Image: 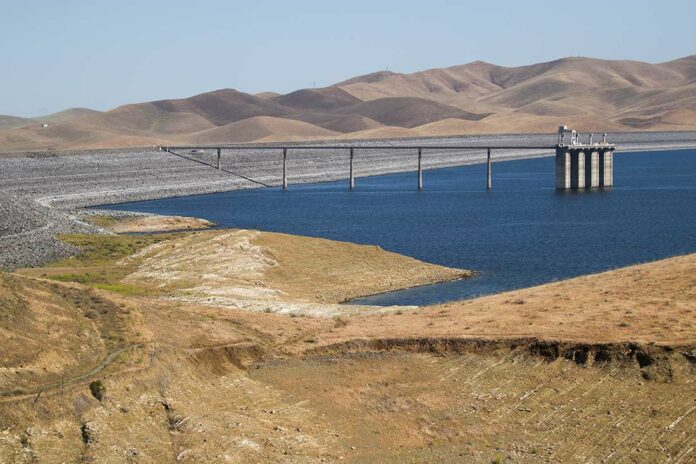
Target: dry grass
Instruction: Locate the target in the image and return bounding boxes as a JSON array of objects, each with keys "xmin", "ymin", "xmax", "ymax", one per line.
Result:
[
  {"xmin": 120, "ymin": 229, "xmax": 468, "ymax": 310},
  {"xmin": 87, "ymin": 214, "xmax": 215, "ymax": 233},
  {"xmin": 18, "ymin": 229, "xmax": 468, "ymax": 315},
  {"xmin": 1, "ymin": 229, "xmax": 695, "ymax": 463},
  {"xmin": 254, "ymin": 231, "xmax": 469, "ymax": 303},
  {"xmin": 303, "ymin": 254, "xmax": 696, "ymax": 350},
  {"xmin": 183, "ymin": 116, "xmax": 339, "ymax": 144},
  {"xmin": 1, "ymin": 56, "xmax": 695, "ymax": 151}
]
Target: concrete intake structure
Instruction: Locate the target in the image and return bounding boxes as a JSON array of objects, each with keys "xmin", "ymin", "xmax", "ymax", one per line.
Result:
[
  {"xmin": 555, "ymin": 126, "xmax": 615, "ymax": 190},
  {"xmin": 163, "ymin": 130, "xmax": 617, "ymax": 192}
]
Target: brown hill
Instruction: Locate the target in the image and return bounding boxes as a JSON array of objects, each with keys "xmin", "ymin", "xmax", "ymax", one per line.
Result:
[
  {"xmin": 36, "ymin": 107, "xmax": 103, "ymax": 123},
  {"xmin": 0, "ymin": 115, "xmax": 33, "ymax": 131},
  {"xmin": 273, "ymin": 87, "xmax": 362, "ymax": 111},
  {"xmin": 338, "ymin": 97, "xmax": 488, "ymax": 128},
  {"xmin": 0, "ymin": 55, "xmax": 694, "ymax": 151},
  {"xmin": 148, "ymin": 88, "xmax": 294, "ymax": 126},
  {"xmin": 287, "ymin": 113, "xmax": 384, "ymax": 132},
  {"xmin": 0, "ymin": 108, "xmax": 102, "ymax": 132},
  {"xmin": 255, "ymin": 91, "xmax": 281, "ymax": 99},
  {"xmin": 183, "ymin": 116, "xmax": 338, "ymax": 144}
]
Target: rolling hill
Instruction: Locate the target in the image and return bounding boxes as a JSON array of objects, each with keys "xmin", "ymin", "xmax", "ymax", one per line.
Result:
[
  {"xmin": 0, "ymin": 108, "xmax": 103, "ymax": 131},
  {"xmin": 0, "ymin": 55, "xmax": 694, "ymax": 151}
]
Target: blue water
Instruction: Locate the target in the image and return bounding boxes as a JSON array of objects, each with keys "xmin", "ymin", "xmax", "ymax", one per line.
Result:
[{"xmin": 99, "ymin": 149, "xmax": 696, "ymax": 306}]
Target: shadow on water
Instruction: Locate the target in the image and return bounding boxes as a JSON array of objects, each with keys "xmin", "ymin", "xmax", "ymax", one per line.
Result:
[{"xmin": 98, "ymin": 150, "xmax": 696, "ymax": 306}]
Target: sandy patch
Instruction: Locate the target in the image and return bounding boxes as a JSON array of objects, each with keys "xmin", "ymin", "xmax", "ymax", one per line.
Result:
[
  {"xmin": 119, "ymin": 229, "xmax": 468, "ymax": 315},
  {"xmin": 109, "ymin": 215, "xmax": 214, "ymax": 233}
]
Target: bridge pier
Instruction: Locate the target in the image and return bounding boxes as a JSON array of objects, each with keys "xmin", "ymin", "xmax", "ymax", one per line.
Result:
[
  {"xmin": 160, "ymin": 134, "xmax": 615, "ymax": 192},
  {"xmin": 418, "ymin": 148, "xmax": 423, "ymax": 191},
  {"xmin": 599, "ymin": 149, "xmax": 613, "ymax": 187},
  {"xmin": 556, "ymin": 147, "xmax": 571, "ymax": 189},
  {"xmin": 585, "ymin": 149, "xmax": 599, "ymax": 188},
  {"xmin": 282, "ymin": 148, "xmax": 288, "ymax": 190},
  {"xmin": 570, "ymin": 149, "xmax": 585, "ymax": 189},
  {"xmin": 487, "ymin": 148, "xmax": 492, "ymax": 190},
  {"xmin": 349, "ymin": 148, "xmax": 355, "ymax": 191}
]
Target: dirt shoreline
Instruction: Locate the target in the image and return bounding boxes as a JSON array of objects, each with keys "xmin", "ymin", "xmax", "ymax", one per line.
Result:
[
  {"xmin": 1, "ymin": 250, "xmax": 695, "ymax": 462},
  {"xmin": 17, "ymin": 229, "xmax": 472, "ymax": 315},
  {"xmin": 2, "ymin": 132, "xmax": 695, "ymax": 270},
  {"xmin": 338, "ymin": 274, "xmax": 471, "ymax": 304},
  {"xmin": 1, "ymin": 134, "xmax": 695, "ymax": 462}
]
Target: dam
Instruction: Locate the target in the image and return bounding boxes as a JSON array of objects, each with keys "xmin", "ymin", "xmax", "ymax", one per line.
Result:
[
  {"xmin": 161, "ymin": 125, "xmax": 616, "ymax": 192},
  {"xmin": 555, "ymin": 126, "xmax": 616, "ymax": 189},
  {"xmin": 100, "ymin": 148, "xmax": 696, "ymax": 306}
]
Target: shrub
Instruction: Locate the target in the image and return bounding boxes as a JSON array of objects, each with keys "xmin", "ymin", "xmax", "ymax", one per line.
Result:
[{"xmin": 89, "ymin": 380, "xmax": 106, "ymax": 401}]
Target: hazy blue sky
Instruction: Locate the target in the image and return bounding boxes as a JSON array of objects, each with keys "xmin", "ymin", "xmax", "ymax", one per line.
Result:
[{"xmin": 1, "ymin": 0, "xmax": 694, "ymax": 117}]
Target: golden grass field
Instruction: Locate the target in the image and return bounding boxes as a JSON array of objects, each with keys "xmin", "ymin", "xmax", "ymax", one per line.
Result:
[{"xmin": 1, "ymin": 221, "xmax": 694, "ymax": 463}]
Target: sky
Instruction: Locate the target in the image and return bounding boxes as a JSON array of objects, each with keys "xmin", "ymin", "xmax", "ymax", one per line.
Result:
[{"xmin": 1, "ymin": 0, "xmax": 694, "ymax": 117}]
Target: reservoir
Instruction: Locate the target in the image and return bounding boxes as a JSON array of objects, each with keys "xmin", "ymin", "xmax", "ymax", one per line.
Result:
[{"xmin": 100, "ymin": 149, "xmax": 696, "ymax": 306}]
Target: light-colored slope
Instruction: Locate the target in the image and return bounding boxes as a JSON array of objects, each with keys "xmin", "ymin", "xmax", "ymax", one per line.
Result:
[
  {"xmin": 35, "ymin": 107, "xmax": 102, "ymax": 123},
  {"xmin": 0, "ymin": 108, "xmax": 102, "ymax": 133},
  {"xmin": 273, "ymin": 87, "xmax": 362, "ymax": 111},
  {"xmin": 343, "ymin": 125, "xmax": 419, "ymax": 140},
  {"xmin": 288, "ymin": 113, "xmax": 385, "ymax": 133},
  {"xmin": 255, "ymin": 91, "xmax": 281, "ymax": 99},
  {"xmin": 336, "ymin": 62, "xmax": 505, "ymax": 102},
  {"xmin": 0, "ymin": 120, "xmax": 172, "ymax": 152},
  {"xmin": 95, "ymin": 103, "xmax": 216, "ymax": 134},
  {"xmin": 0, "ymin": 115, "xmax": 33, "ymax": 131},
  {"xmin": 182, "ymin": 116, "xmax": 339, "ymax": 144},
  {"xmin": 148, "ymin": 88, "xmax": 293, "ymax": 125},
  {"xmin": 117, "ymin": 229, "xmax": 468, "ymax": 305},
  {"xmin": 305, "ymin": 253, "xmax": 696, "ymax": 349},
  {"xmin": 1, "ymin": 55, "xmax": 694, "ymax": 152},
  {"xmin": 336, "ymin": 56, "xmax": 696, "ymax": 130},
  {"xmin": 339, "ymin": 97, "xmax": 487, "ymax": 128},
  {"xmin": 414, "ymin": 114, "xmax": 627, "ymax": 136},
  {"xmin": 660, "ymin": 54, "xmax": 696, "ymax": 81}
]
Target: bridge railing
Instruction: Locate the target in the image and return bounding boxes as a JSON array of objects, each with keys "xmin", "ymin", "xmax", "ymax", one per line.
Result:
[{"xmin": 159, "ymin": 143, "xmax": 559, "ymax": 191}]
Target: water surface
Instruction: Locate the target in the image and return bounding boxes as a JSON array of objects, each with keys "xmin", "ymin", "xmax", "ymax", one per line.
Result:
[{"xmin": 99, "ymin": 150, "xmax": 696, "ymax": 306}]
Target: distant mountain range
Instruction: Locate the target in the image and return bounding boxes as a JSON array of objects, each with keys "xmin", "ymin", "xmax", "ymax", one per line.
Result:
[{"xmin": 1, "ymin": 55, "xmax": 694, "ymax": 151}]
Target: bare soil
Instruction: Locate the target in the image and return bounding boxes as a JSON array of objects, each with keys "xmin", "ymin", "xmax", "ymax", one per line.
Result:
[
  {"xmin": 1, "ymin": 231, "xmax": 694, "ymax": 463},
  {"xmin": 92, "ymin": 215, "xmax": 215, "ymax": 233},
  {"xmin": 112, "ymin": 229, "xmax": 468, "ymax": 311}
]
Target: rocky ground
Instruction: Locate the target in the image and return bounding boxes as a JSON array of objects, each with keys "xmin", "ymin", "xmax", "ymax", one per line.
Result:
[
  {"xmin": 1, "ymin": 131, "xmax": 696, "ymax": 269},
  {"xmin": 0, "ymin": 193, "xmax": 99, "ymax": 269}
]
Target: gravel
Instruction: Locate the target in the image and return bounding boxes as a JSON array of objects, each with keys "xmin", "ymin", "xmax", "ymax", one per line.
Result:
[
  {"xmin": 1, "ymin": 131, "xmax": 695, "ymax": 269},
  {"xmin": 0, "ymin": 193, "xmax": 100, "ymax": 270}
]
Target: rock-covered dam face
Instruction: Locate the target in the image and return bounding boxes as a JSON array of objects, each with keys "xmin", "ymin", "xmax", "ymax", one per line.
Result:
[
  {"xmin": 555, "ymin": 126, "xmax": 616, "ymax": 190},
  {"xmin": 1, "ymin": 132, "xmax": 695, "ymax": 270}
]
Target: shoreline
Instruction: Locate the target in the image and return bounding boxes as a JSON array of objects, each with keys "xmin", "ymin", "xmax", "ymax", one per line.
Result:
[
  {"xmin": 87, "ymin": 144, "xmax": 696, "ymax": 211},
  {"xmin": 339, "ymin": 274, "xmax": 473, "ymax": 305},
  {"xmin": 1, "ymin": 132, "xmax": 695, "ymax": 270},
  {"xmin": 6, "ymin": 131, "xmax": 696, "ymax": 210},
  {"xmin": 16, "ymin": 228, "xmax": 473, "ymax": 317},
  {"xmin": 40, "ymin": 143, "xmax": 696, "ymax": 210}
]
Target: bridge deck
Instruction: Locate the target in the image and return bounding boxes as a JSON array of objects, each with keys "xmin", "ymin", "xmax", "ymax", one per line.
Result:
[{"xmin": 163, "ymin": 145, "xmax": 560, "ymax": 151}]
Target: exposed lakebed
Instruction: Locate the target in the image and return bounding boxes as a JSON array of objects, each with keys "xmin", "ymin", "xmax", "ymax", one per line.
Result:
[{"xmin": 98, "ymin": 149, "xmax": 696, "ymax": 306}]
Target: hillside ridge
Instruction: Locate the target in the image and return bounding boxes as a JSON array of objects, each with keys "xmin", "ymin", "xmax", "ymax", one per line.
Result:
[{"xmin": 1, "ymin": 55, "xmax": 694, "ymax": 151}]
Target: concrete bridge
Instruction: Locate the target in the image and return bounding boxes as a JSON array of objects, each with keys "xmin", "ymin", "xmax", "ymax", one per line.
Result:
[{"xmin": 160, "ymin": 126, "xmax": 614, "ymax": 191}]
